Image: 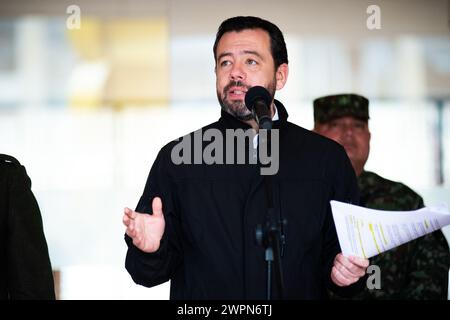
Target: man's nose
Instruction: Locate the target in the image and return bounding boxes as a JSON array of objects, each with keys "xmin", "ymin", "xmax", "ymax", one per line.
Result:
[
  {"xmin": 230, "ymin": 63, "xmax": 246, "ymax": 81},
  {"xmin": 343, "ymin": 124, "xmax": 354, "ymax": 137}
]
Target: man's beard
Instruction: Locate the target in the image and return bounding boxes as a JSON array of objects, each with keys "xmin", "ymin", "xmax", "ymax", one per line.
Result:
[{"xmin": 217, "ymin": 79, "xmax": 276, "ymax": 121}]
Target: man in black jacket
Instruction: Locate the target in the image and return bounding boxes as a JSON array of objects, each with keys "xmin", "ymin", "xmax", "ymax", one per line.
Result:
[
  {"xmin": 0, "ymin": 154, "xmax": 55, "ymax": 300},
  {"xmin": 123, "ymin": 16, "xmax": 368, "ymax": 299}
]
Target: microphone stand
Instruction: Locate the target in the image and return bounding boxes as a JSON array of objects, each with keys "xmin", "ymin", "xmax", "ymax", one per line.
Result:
[
  {"xmin": 254, "ymin": 120, "xmax": 287, "ymax": 300},
  {"xmin": 255, "ymin": 206, "xmax": 286, "ymax": 300}
]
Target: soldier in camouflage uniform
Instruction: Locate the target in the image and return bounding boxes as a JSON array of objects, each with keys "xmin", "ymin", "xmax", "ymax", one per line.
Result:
[
  {"xmin": 0, "ymin": 154, "xmax": 55, "ymax": 299},
  {"xmin": 313, "ymin": 94, "xmax": 450, "ymax": 299}
]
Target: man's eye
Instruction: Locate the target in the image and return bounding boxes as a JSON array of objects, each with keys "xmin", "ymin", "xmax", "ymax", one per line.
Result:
[
  {"xmin": 247, "ymin": 59, "xmax": 257, "ymax": 65},
  {"xmin": 220, "ymin": 60, "xmax": 231, "ymax": 67}
]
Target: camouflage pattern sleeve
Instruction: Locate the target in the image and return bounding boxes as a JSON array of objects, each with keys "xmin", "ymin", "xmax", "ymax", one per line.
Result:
[{"xmin": 402, "ymin": 230, "xmax": 450, "ymax": 299}]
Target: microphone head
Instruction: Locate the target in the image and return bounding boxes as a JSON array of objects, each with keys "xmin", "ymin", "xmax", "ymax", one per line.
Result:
[{"xmin": 244, "ymin": 86, "xmax": 272, "ymax": 112}]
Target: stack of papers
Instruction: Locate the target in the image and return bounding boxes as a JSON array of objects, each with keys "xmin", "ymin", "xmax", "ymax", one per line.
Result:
[{"xmin": 330, "ymin": 201, "xmax": 450, "ymax": 258}]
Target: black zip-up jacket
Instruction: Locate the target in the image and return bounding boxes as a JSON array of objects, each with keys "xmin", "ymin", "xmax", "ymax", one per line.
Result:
[
  {"xmin": 0, "ymin": 154, "xmax": 55, "ymax": 300},
  {"xmin": 125, "ymin": 100, "xmax": 363, "ymax": 299}
]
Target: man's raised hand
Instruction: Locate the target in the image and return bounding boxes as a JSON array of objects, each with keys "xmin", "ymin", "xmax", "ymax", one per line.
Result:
[{"xmin": 123, "ymin": 197, "xmax": 165, "ymax": 253}]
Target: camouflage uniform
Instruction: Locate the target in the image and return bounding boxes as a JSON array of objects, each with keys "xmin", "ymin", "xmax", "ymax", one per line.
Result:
[
  {"xmin": 313, "ymin": 94, "xmax": 450, "ymax": 300},
  {"xmin": 355, "ymin": 171, "xmax": 450, "ymax": 299}
]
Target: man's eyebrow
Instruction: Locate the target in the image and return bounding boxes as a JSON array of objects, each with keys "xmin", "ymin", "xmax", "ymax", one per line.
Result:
[
  {"xmin": 217, "ymin": 50, "xmax": 264, "ymax": 61},
  {"xmin": 217, "ymin": 52, "xmax": 232, "ymax": 61},
  {"xmin": 243, "ymin": 50, "xmax": 264, "ymax": 60}
]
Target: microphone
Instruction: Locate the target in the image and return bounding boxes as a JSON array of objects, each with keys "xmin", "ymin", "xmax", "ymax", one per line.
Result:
[{"xmin": 245, "ymin": 86, "xmax": 273, "ymax": 130}]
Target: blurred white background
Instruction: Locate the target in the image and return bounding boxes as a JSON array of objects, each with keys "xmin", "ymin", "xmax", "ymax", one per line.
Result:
[{"xmin": 0, "ymin": 0, "xmax": 449, "ymax": 299}]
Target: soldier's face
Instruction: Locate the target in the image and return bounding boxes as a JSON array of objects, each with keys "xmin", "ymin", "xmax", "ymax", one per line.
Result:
[
  {"xmin": 314, "ymin": 116, "xmax": 370, "ymax": 176},
  {"xmin": 215, "ymin": 29, "xmax": 288, "ymax": 121}
]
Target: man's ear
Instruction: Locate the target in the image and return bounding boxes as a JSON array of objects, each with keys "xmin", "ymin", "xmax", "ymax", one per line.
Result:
[{"xmin": 275, "ymin": 63, "xmax": 289, "ymax": 90}]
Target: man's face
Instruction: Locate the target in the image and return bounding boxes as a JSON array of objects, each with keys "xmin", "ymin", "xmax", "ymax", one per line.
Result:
[
  {"xmin": 215, "ymin": 29, "xmax": 288, "ymax": 121},
  {"xmin": 314, "ymin": 116, "xmax": 371, "ymax": 176}
]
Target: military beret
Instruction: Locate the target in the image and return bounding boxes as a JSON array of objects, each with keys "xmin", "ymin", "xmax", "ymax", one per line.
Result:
[{"xmin": 313, "ymin": 94, "xmax": 369, "ymax": 123}]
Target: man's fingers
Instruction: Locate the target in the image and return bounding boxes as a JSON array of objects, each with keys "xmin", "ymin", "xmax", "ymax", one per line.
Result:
[
  {"xmin": 125, "ymin": 220, "xmax": 136, "ymax": 237},
  {"xmin": 125, "ymin": 228, "xmax": 135, "ymax": 238},
  {"xmin": 152, "ymin": 197, "xmax": 164, "ymax": 217},
  {"xmin": 334, "ymin": 259, "xmax": 356, "ymax": 279},
  {"xmin": 127, "ymin": 221, "xmax": 135, "ymax": 232},
  {"xmin": 334, "ymin": 259, "xmax": 348, "ymax": 275},
  {"xmin": 349, "ymin": 256, "xmax": 370, "ymax": 268},
  {"xmin": 331, "ymin": 253, "xmax": 368, "ymax": 287},
  {"xmin": 332, "ymin": 266, "xmax": 358, "ymax": 287},
  {"xmin": 124, "ymin": 207, "xmax": 137, "ymax": 219},
  {"xmin": 336, "ymin": 254, "xmax": 366, "ymax": 277},
  {"xmin": 123, "ymin": 214, "xmax": 131, "ymax": 226},
  {"xmin": 331, "ymin": 266, "xmax": 348, "ymax": 287}
]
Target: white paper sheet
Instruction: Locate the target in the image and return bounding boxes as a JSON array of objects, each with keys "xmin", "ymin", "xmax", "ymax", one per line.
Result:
[{"xmin": 330, "ymin": 200, "xmax": 450, "ymax": 259}]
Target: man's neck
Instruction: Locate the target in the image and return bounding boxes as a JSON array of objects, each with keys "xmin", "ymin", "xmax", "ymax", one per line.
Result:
[{"xmin": 355, "ymin": 166, "xmax": 364, "ymax": 178}]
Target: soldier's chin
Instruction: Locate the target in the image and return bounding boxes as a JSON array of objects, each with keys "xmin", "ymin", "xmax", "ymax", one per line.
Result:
[
  {"xmin": 343, "ymin": 145, "xmax": 356, "ymax": 154},
  {"xmin": 345, "ymin": 149, "xmax": 358, "ymax": 160}
]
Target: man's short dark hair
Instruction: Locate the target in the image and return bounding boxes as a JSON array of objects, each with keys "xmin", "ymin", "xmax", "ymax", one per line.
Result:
[{"xmin": 213, "ymin": 16, "xmax": 288, "ymax": 69}]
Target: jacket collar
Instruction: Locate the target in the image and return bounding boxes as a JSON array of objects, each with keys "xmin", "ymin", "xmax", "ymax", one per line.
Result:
[{"xmin": 218, "ymin": 99, "xmax": 289, "ymax": 130}]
